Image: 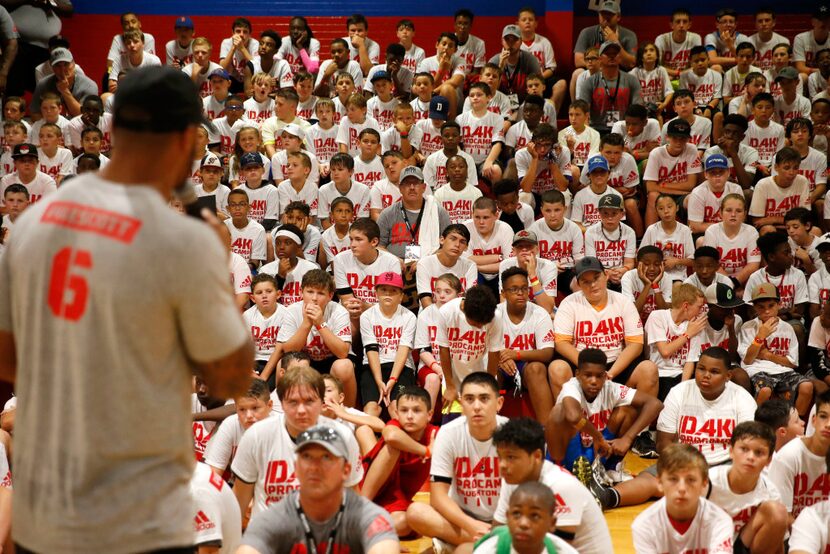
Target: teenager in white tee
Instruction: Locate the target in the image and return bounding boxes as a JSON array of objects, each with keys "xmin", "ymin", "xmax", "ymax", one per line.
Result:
[{"xmin": 190, "ymin": 462, "xmax": 241, "ymax": 554}]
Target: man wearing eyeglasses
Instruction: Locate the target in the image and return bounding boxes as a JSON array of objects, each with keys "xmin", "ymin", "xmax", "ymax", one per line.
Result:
[
  {"xmin": 495, "ymin": 266, "xmax": 556, "ymax": 425},
  {"xmin": 238, "ymin": 423, "xmax": 399, "ymax": 554}
]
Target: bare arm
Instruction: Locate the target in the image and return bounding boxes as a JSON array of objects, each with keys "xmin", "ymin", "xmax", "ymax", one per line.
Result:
[
  {"xmin": 656, "ymin": 430, "xmax": 677, "ymax": 454},
  {"xmin": 607, "ymin": 342, "xmax": 643, "ymax": 381},
  {"xmin": 232, "ymin": 479, "xmax": 255, "ymax": 523},
  {"xmin": 192, "ymin": 339, "xmax": 254, "ymax": 400}
]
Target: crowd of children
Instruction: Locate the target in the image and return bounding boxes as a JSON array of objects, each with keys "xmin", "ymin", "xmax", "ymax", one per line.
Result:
[{"xmin": 0, "ymin": 4, "xmax": 829, "ymax": 553}]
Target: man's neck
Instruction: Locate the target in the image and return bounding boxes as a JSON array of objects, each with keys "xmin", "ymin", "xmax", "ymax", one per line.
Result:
[
  {"xmin": 129, "ymin": 52, "xmax": 143, "ymax": 65},
  {"xmin": 334, "ymin": 223, "xmax": 350, "ymax": 236},
  {"xmin": 232, "ymin": 217, "xmax": 249, "ymax": 229},
  {"xmin": 758, "ymin": 30, "xmax": 773, "ymax": 41},
  {"xmin": 507, "ymin": 52, "xmax": 520, "ymax": 65},
  {"xmin": 672, "ymin": 30, "xmax": 688, "ymax": 42},
  {"xmin": 602, "ymin": 66, "xmax": 620, "ymax": 80},
  {"xmin": 380, "ymin": 303, "xmax": 398, "ymax": 318},
  {"xmin": 214, "ymin": 91, "xmax": 229, "ymax": 102},
  {"xmin": 402, "ymin": 198, "xmax": 423, "ymax": 211},
  {"xmin": 442, "ymin": 145, "xmax": 459, "ymax": 157},
  {"xmin": 300, "ymin": 489, "xmax": 345, "ymax": 523},
  {"xmin": 449, "ymin": 180, "xmax": 466, "ymax": 192},
  {"xmin": 589, "ymin": 182, "xmax": 607, "ymax": 194},
  {"xmin": 202, "ymin": 181, "xmax": 218, "ymax": 192},
  {"xmin": 290, "ymin": 177, "xmax": 306, "ymax": 190}
]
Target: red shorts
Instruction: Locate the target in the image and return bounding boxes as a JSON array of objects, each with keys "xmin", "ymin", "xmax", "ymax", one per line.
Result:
[{"xmin": 417, "ymin": 364, "xmax": 440, "ymax": 387}]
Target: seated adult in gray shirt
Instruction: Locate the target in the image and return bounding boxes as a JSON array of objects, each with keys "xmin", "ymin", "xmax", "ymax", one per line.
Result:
[
  {"xmin": 573, "ymin": 0, "xmax": 638, "ymax": 70},
  {"xmin": 577, "ymin": 41, "xmax": 642, "ymax": 134},
  {"xmin": 31, "ymin": 47, "xmax": 98, "ymax": 119}
]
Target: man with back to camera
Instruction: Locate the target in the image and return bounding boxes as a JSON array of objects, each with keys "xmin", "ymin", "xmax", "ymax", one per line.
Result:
[{"xmin": 0, "ymin": 66, "xmax": 254, "ymax": 553}]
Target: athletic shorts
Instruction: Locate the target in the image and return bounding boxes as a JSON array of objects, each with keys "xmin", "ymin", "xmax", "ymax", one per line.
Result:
[
  {"xmin": 608, "ymin": 355, "xmax": 645, "ymax": 387},
  {"xmin": 312, "ymin": 356, "xmax": 354, "ymax": 376},
  {"xmin": 750, "ymin": 371, "xmax": 810, "ymax": 397},
  {"xmin": 563, "ymin": 427, "xmax": 615, "ymax": 470},
  {"xmin": 359, "ymin": 362, "xmax": 416, "ymax": 404},
  {"xmin": 417, "ymin": 363, "xmax": 440, "ymax": 386},
  {"xmin": 254, "ymin": 359, "xmax": 276, "ymax": 391},
  {"xmin": 658, "ymin": 375, "xmax": 682, "ymax": 402}
]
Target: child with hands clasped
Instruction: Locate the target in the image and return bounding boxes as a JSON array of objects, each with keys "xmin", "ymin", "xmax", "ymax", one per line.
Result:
[
  {"xmin": 622, "ymin": 246, "xmax": 673, "ymax": 324},
  {"xmin": 359, "ymin": 272, "xmax": 417, "ymax": 418}
]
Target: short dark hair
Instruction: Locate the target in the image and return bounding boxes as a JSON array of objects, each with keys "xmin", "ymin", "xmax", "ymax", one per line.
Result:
[
  {"xmin": 694, "ymin": 246, "xmax": 720, "ymax": 261},
  {"xmin": 673, "ymin": 89, "xmax": 694, "ymax": 103},
  {"xmin": 251, "ymin": 273, "xmax": 277, "ymax": 290},
  {"xmin": 752, "ymin": 92, "xmax": 775, "ymax": 107},
  {"xmin": 578, "ymin": 348, "xmax": 608, "ymax": 368},
  {"xmin": 260, "ymin": 29, "xmax": 281, "ymax": 44},
  {"xmin": 461, "ymin": 285, "xmax": 497, "ymax": 325},
  {"xmin": 346, "ymin": 13, "xmax": 368, "ymax": 28},
  {"xmin": 690, "ymin": 45, "xmax": 708, "ymax": 57},
  {"xmin": 600, "ymin": 132, "xmax": 625, "ymax": 148},
  {"xmin": 540, "ymin": 189, "xmax": 566, "ymax": 207},
  {"xmin": 786, "ymin": 117, "xmax": 813, "ymax": 138},
  {"xmin": 329, "ymin": 152, "xmax": 355, "ymax": 171},
  {"xmin": 501, "ymin": 266, "xmax": 528, "ymax": 287},
  {"xmin": 232, "ymin": 17, "xmax": 252, "ymax": 31},
  {"xmin": 285, "ymin": 201, "xmax": 311, "ymax": 217},
  {"xmin": 816, "ymin": 389, "xmax": 830, "ymax": 412},
  {"xmin": 774, "ymin": 146, "xmax": 801, "ymax": 166},
  {"xmin": 736, "ymin": 41, "xmax": 756, "ymax": 55},
  {"xmin": 523, "ymin": 94, "xmax": 544, "ymax": 109},
  {"xmin": 723, "ymin": 113, "xmax": 749, "ymax": 132},
  {"xmin": 76, "ymin": 153, "xmax": 101, "ymax": 169},
  {"xmin": 716, "ymin": 8, "xmax": 738, "ymax": 20},
  {"xmin": 397, "ymin": 386, "xmax": 432, "ymax": 411},
  {"xmin": 275, "ymin": 88, "xmax": 299, "ymax": 105},
  {"xmin": 492, "ymin": 417, "xmax": 544, "ymax": 453},
  {"xmin": 755, "ymin": 398, "xmax": 794, "ymax": 430},
  {"xmin": 3, "ymin": 183, "xmax": 28, "ymax": 198},
  {"xmin": 330, "ymin": 196, "xmax": 354, "ymax": 211},
  {"xmin": 532, "ymin": 123, "xmax": 557, "ymax": 142},
  {"xmin": 757, "ymin": 230, "xmax": 788, "ymax": 260},
  {"xmin": 437, "ymin": 32, "xmax": 459, "ymax": 48},
  {"xmin": 784, "ymin": 207, "xmax": 811, "ymax": 225},
  {"xmin": 625, "ymin": 103, "xmax": 648, "ymax": 120},
  {"xmin": 442, "ymin": 223, "xmax": 471, "ymax": 242},
  {"xmin": 454, "ymin": 8, "xmax": 475, "ymax": 21},
  {"xmin": 441, "ymin": 121, "xmax": 461, "ymax": 134},
  {"xmin": 396, "ymin": 19, "xmax": 415, "ymax": 30},
  {"xmin": 386, "ymin": 43, "xmax": 406, "ymax": 59},
  {"xmin": 493, "ymin": 179, "xmax": 520, "ymax": 196},
  {"xmin": 460, "ymin": 371, "xmax": 499, "ymax": 395},
  {"xmin": 699, "ymin": 346, "xmax": 731, "ymax": 367},
  {"xmin": 358, "ymin": 128, "xmax": 381, "ymax": 142},
  {"xmin": 301, "ymin": 269, "xmax": 335, "ymax": 292},
  {"xmin": 731, "ymin": 421, "xmax": 775, "ymax": 455},
  {"xmin": 350, "ymin": 217, "xmax": 380, "ymax": 242},
  {"xmin": 637, "ymin": 245, "xmax": 664, "ymax": 261},
  {"xmin": 244, "ymin": 377, "xmax": 271, "ymax": 402}
]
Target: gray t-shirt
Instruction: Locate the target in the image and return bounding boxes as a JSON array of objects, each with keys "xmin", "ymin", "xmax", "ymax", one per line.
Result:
[
  {"xmin": 31, "ymin": 72, "xmax": 99, "ymax": 114},
  {"xmin": 574, "ymin": 24, "xmax": 638, "ymax": 57},
  {"xmin": 0, "ymin": 174, "xmax": 250, "ymax": 553},
  {"xmin": 378, "ymin": 201, "xmax": 450, "ymax": 259},
  {"xmin": 242, "ymin": 490, "xmax": 398, "ymax": 554},
  {"xmin": 0, "ymin": 6, "xmax": 19, "ymax": 42},
  {"xmin": 577, "ymin": 70, "xmax": 643, "ymax": 133}
]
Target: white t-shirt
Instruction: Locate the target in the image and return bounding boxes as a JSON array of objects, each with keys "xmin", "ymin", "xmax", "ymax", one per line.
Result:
[
  {"xmin": 110, "ymin": 52, "xmax": 162, "ymax": 81},
  {"xmin": 364, "ymin": 64, "xmax": 414, "ymax": 95},
  {"xmin": 219, "ymin": 37, "xmax": 260, "ymax": 82},
  {"xmin": 64, "ymin": 113, "xmax": 113, "ymax": 153},
  {"xmin": 321, "ymin": 226, "xmax": 351, "ymax": 266},
  {"xmin": 809, "ymin": 267, "xmax": 830, "ymax": 308},
  {"xmin": 661, "ymin": 115, "xmax": 712, "ymax": 151},
  {"xmin": 333, "ymin": 249, "xmax": 401, "ymax": 305},
  {"xmin": 707, "ymin": 464, "xmax": 782, "ymax": 540},
  {"xmin": 498, "ymin": 257, "xmax": 558, "ymax": 299},
  {"xmin": 557, "ymin": 378, "xmax": 634, "ymax": 448},
  {"xmin": 530, "ymin": 218, "xmax": 584, "ymax": 269},
  {"xmin": 789, "ymin": 499, "xmax": 830, "ymax": 553},
  {"xmin": 456, "ymin": 35, "xmax": 487, "ymax": 74},
  {"xmin": 657, "ymin": 379, "xmax": 756, "ymax": 465},
  {"xmin": 226, "ymin": 219, "xmax": 267, "ymax": 263},
  {"xmin": 108, "ymin": 32, "xmax": 156, "ymax": 61},
  {"xmin": 259, "ymin": 258, "xmax": 319, "ymax": 307},
  {"xmin": 640, "ymin": 222, "xmax": 695, "ymax": 281},
  {"xmin": 496, "ymin": 302, "xmax": 555, "ymax": 354},
  {"xmin": 579, "ymin": 152, "xmax": 640, "ymax": 190},
  {"xmin": 493, "ymin": 460, "xmax": 613, "ymax": 553},
  {"xmin": 317, "ymin": 181, "xmax": 371, "ymax": 221},
  {"xmin": 558, "ymin": 125, "xmax": 600, "ymax": 166},
  {"xmin": 771, "ymin": 147, "xmax": 827, "ymax": 193},
  {"xmin": 455, "ymin": 110, "xmax": 505, "ymax": 165},
  {"xmin": 190, "ymin": 462, "xmax": 241, "ymax": 554},
  {"xmin": 503, "ymin": 119, "xmax": 532, "ymax": 150},
  {"xmin": 0, "ymin": 171, "xmax": 56, "ymax": 206},
  {"xmin": 414, "ymin": 119, "xmax": 444, "ymax": 158},
  {"xmin": 643, "ymin": 144, "xmax": 703, "ymax": 185},
  {"xmin": 687, "ymin": 315, "xmax": 743, "ymax": 363},
  {"xmin": 277, "ymin": 300, "xmax": 352, "ymax": 360},
  {"xmin": 687, "ymin": 181, "xmax": 743, "ymax": 225},
  {"xmin": 195, "ymin": 183, "xmax": 230, "ymax": 214},
  {"xmin": 243, "ymin": 304, "xmax": 286, "ymax": 361},
  {"xmin": 370, "ymin": 179, "xmax": 401, "ymax": 212},
  {"xmin": 359, "ymin": 304, "xmax": 417, "ymax": 366},
  {"xmin": 655, "ymin": 31, "xmax": 703, "ymax": 72},
  {"xmin": 621, "ymin": 269, "xmax": 674, "ymax": 323},
  {"xmin": 611, "ymin": 118, "xmax": 661, "ymax": 152},
  {"xmin": 703, "ymin": 223, "xmax": 761, "ymax": 277},
  {"xmin": 571, "ymin": 186, "xmax": 624, "ymax": 228},
  {"xmin": 352, "ymin": 155, "xmax": 384, "ymax": 189},
  {"xmin": 37, "ymin": 147, "xmax": 73, "ymax": 180},
  {"xmin": 632, "ymin": 497, "xmax": 734, "ymax": 554},
  {"xmin": 703, "ymin": 144, "xmax": 759, "ymax": 181},
  {"xmin": 182, "ymin": 62, "xmax": 223, "ymax": 98},
  {"xmin": 722, "ymin": 65, "xmax": 763, "ymax": 99},
  {"xmin": 774, "ymin": 95, "xmax": 812, "ymax": 127},
  {"xmin": 474, "ymin": 532, "xmax": 578, "ymax": 554},
  {"xmin": 464, "ymin": 220, "xmax": 515, "ymax": 279},
  {"xmin": 645, "ymin": 309, "xmax": 693, "ymax": 377},
  {"xmin": 238, "ymin": 183, "xmax": 279, "ymax": 224},
  {"xmin": 742, "ymin": 267, "xmax": 809, "ymax": 312},
  {"xmin": 417, "ymin": 54, "xmax": 466, "ymax": 81},
  {"xmin": 680, "ymin": 68, "xmax": 724, "ymax": 106},
  {"xmin": 380, "ymin": 124, "xmax": 424, "ymax": 154},
  {"xmin": 276, "ymin": 36, "xmax": 321, "ymax": 75},
  {"xmin": 423, "ymin": 148, "xmax": 478, "ymax": 192},
  {"xmin": 230, "ymin": 414, "xmax": 362, "ymax": 516},
  {"xmin": 743, "ymin": 120, "xmax": 786, "ymax": 167},
  {"xmin": 554, "ymin": 290, "xmax": 644, "ymax": 363},
  {"xmin": 204, "ymin": 417, "xmax": 250, "ymax": 473},
  {"xmin": 414, "ymin": 303, "xmax": 442, "ymax": 366},
  {"xmin": 209, "ymin": 117, "xmax": 246, "ymax": 155},
  {"xmin": 335, "ymin": 116, "xmax": 380, "ymax": 157},
  {"xmin": 367, "ymin": 96, "xmax": 400, "ymax": 131},
  {"xmin": 768, "ymin": 437, "xmax": 830, "ymax": 517},
  {"xmin": 749, "ymin": 32, "xmax": 790, "ymax": 71},
  {"xmin": 584, "ymin": 222, "xmax": 637, "ymax": 269},
  {"xmin": 416, "ymin": 254, "xmax": 478, "ymax": 299},
  {"xmin": 793, "ymin": 30, "xmax": 830, "ymax": 67},
  {"xmin": 230, "ymin": 253, "xmax": 252, "ymax": 296},
  {"xmin": 430, "ymin": 415, "xmax": 509, "ymax": 521},
  {"xmin": 738, "ymin": 317, "xmax": 799, "ymax": 376},
  {"xmin": 632, "ymin": 66, "xmax": 674, "ymax": 105},
  {"xmin": 436, "ymin": 297, "xmax": 502, "ymax": 388},
  {"xmin": 243, "ymin": 97, "xmax": 275, "ymax": 125},
  {"xmin": 749, "ymin": 175, "xmax": 811, "ymax": 219},
  {"xmin": 401, "ymin": 44, "xmax": 426, "ymax": 74},
  {"xmin": 434, "ymin": 184, "xmax": 483, "ymax": 224},
  {"xmin": 276, "ymin": 179, "xmax": 319, "ymax": 218},
  {"xmin": 306, "ymin": 123, "xmax": 340, "ymax": 166}
]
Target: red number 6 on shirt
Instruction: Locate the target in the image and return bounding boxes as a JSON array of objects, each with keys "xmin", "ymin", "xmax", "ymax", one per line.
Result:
[{"xmin": 47, "ymin": 247, "xmax": 92, "ymax": 321}]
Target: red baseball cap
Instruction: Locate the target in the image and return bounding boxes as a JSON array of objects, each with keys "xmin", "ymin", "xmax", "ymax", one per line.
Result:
[{"xmin": 375, "ymin": 271, "xmax": 404, "ymax": 290}]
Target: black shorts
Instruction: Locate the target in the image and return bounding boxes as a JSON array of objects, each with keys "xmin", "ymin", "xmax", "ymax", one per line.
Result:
[
  {"xmin": 658, "ymin": 375, "xmax": 682, "ymax": 402},
  {"xmin": 608, "ymin": 355, "xmax": 645, "ymax": 386},
  {"xmin": 360, "ymin": 362, "xmax": 416, "ymax": 404},
  {"xmin": 312, "ymin": 356, "xmax": 354, "ymax": 376},
  {"xmin": 254, "ymin": 359, "xmax": 276, "ymax": 391},
  {"xmin": 557, "ymin": 268, "xmax": 576, "ymax": 297}
]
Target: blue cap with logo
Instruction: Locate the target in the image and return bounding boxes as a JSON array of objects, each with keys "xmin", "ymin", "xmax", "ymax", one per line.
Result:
[
  {"xmin": 704, "ymin": 154, "xmax": 729, "ymax": 171},
  {"xmin": 174, "ymin": 16, "xmax": 194, "ymax": 29},
  {"xmin": 587, "ymin": 156, "xmax": 610, "ymax": 174},
  {"xmin": 240, "ymin": 152, "xmax": 264, "ymax": 167},
  {"xmin": 429, "ymin": 96, "xmax": 449, "ymax": 121}
]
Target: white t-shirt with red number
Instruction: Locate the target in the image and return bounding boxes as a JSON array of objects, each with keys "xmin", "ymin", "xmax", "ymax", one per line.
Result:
[
  {"xmin": 571, "ymin": 186, "xmax": 625, "ymax": 228},
  {"xmin": 768, "ymin": 437, "xmax": 830, "ymax": 518},
  {"xmin": 496, "ymin": 302, "xmax": 555, "ymax": 354},
  {"xmin": 661, "ymin": 115, "xmax": 712, "ymax": 151},
  {"xmin": 621, "ymin": 269, "xmax": 674, "ymax": 323},
  {"xmin": 359, "ymin": 304, "xmax": 417, "ymax": 366},
  {"xmin": 243, "ymin": 304, "xmax": 286, "ymax": 361},
  {"xmin": 352, "ymin": 155, "xmax": 384, "ymax": 189},
  {"xmin": 320, "ymin": 226, "xmax": 351, "ymax": 267},
  {"xmin": 276, "ymin": 179, "xmax": 320, "ymax": 218},
  {"xmin": 238, "ymin": 183, "xmax": 279, "ymax": 224},
  {"xmin": 369, "ymin": 179, "xmax": 401, "ymax": 212},
  {"xmin": 749, "ymin": 175, "xmax": 811, "ymax": 220},
  {"xmin": 38, "ymin": 147, "xmax": 73, "ymax": 180},
  {"xmin": 430, "ymin": 415, "xmax": 509, "ymax": 521},
  {"xmin": 554, "ymin": 290, "xmax": 644, "ymax": 363},
  {"xmin": 335, "ymin": 116, "xmax": 381, "ymax": 157},
  {"xmin": 530, "ymin": 218, "xmax": 585, "ymax": 269},
  {"xmin": 789, "ymin": 499, "xmax": 830, "ymax": 553},
  {"xmin": 276, "ymin": 301, "xmax": 352, "ymax": 360},
  {"xmin": 434, "ymin": 184, "xmax": 483, "ymax": 224},
  {"xmin": 498, "ymin": 257, "xmax": 558, "ymax": 299},
  {"xmin": 333, "ymin": 249, "xmax": 402, "ymax": 305},
  {"xmin": 657, "ymin": 379, "xmax": 756, "ymax": 465},
  {"xmin": 703, "ymin": 223, "xmax": 761, "ymax": 277},
  {"xmin": 435, "ymin": 297, "xmax": 502, "ymax": 388}
]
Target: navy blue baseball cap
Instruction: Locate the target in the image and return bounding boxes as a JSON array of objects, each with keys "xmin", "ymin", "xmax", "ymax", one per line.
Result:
[
  {"xmin": 174, "ymin": 16, "xmax": 194, "ymax": 29},
  {"xmin": 587, "ymin": 156, "xmax": 610, "ymax": 174},
  {"xmin": 429, "ymin": 96, "xmax": 449, "ymax": 121},
  {"xmin": 704, "ymin": 154, "xmax": 729, "ymax": 171},
  {"xmin": 370, "ymin": 70, "xmax": 392, "ymax": 83},
  {"xmin": 240, "ymin": 152, "xmax": 264, "ymax": 167}
]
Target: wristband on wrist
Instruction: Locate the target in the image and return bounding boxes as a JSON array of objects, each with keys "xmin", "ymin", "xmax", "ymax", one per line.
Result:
[
  {"xmin": 530, "ymin": 278, "xmax": 541, "ymax": 288},
  {"xmin": 314, "ymin": 324, "xmax": 322, "ymax": 331},
  {"xmin": 516, "ymin": 351, "xmax": 521, "ymax": 361},
  {"xmin": 575, "ymin": 417, "xmax": 587, "ymax": 431},
  {"xmin": 753, "ymin": 336, "xmax": 764, "ymax": 346},
  {"xmin": 651, "ymin": 282, "xmax": 660, "ymax": 290},
  {"xmin": 423, "ymin": 445, "xmax": 431, "ymax": 459},
  {"xmin": 400, "ymin": 133, "xmax": 409, "ymax": 139},
  {"xmin": 681, "ymin": 333, "xmax": 690, "ymax": 342},
  {"xmin": 430, "ymin": 361, "xmax": 440, "ymax": 371},
  {"xmin": 533, "ymin": 289, "xmax": 545, "ymax": 298},
  {"xmin": 389, "ymin": 376, "xmax": 398, "ymax": 383}
]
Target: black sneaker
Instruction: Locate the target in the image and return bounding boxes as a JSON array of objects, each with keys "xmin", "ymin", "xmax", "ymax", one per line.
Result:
[
  {"xmin": 632, "ymin": 432, "xmax": 658, "ymax": 459},
  {"xmin": 572, "ymin": 455, "xmax": 617, "ymax": 510}
]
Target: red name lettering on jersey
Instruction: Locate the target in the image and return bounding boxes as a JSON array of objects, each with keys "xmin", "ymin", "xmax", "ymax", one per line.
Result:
[
  {"xmin": 462, "ymin": 126, "xmax": 494, "ymax": 141},
  {"xmin": 220, "ymin": 135, "xmax": 233, "ymax": 154},
  {"xmin": 703, "ymin": 205, "xmax": 722, "ymax": 222},
  {"xmin": 232, "ymin": 238, "xmax": 253, "ymax": 256},
  {"xmin": 354, "ymin": 171, "xmax": 383, "ymax": 184},
  {"xmin": 577, "ymin": 317, "xmax": 624, "ymax": 337},
  {"xmin": 41, "ymin": 201, "xmax": 142, "ymax": 243},
  {"xmin": 472, "ymin": 246, "xmax": 503, "ymax": 256},
  {"xmin": 792, "ymin": 472, "xmax": 830, "ymax": 512},
  {"xmin": 679, "ymin": 415, "xmax": 734, "ymax": 450},
  {"xmin": 250, "ymin": 199, "xmax": 267, "ymax": 220},
  {"xmin": 749, "ymin": 137, "xmax": 779, "ymax": 152},
  {"xmin": 719, "ymin": 247, "xmax": 747, "ymax": 266},
  {"xmin": 764, "ymin": 195, "xmax": 800, "ymax": 217},
  {"xmin": 348, "ymin": 128, "xmax": 359, "ymax": 150},
  {"xmin": 504, "ymin": 333, "xmax": 537, "ymax": 350},
  {"xmin": 281, "ymin": 282, "xmax": 303, "ymax": 305},
  {"xmin": 374, "ymin": 325, "xmax": 402, "ymax": 340},
  {"xmin": 538, "ymin": 240, "xmax": 573, "ymax": 261},
  {"xmin": 658, "ymin": 162, "xmax": 688, "ymax": 183},
  {"xmin": 595, "ymin": 240, "xmax": 628, "ymax": 253},
  {"xmin": 448, "ymin": 328, "xmax": 486, "ymax": 344},
  {"xmin": 454, "ymin": 456, "xmax": 500, "ymax": 478}
]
